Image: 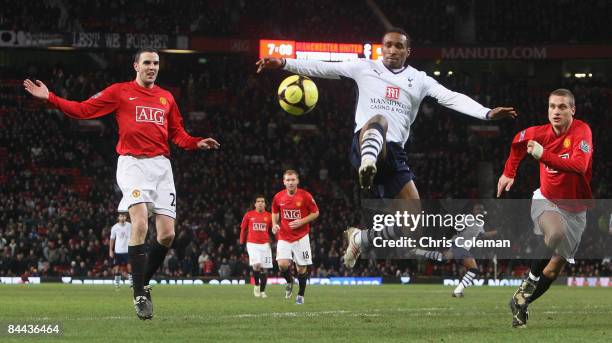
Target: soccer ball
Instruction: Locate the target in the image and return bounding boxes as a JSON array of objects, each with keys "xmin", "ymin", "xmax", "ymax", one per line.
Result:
[{"xmin": 277, "ymin": 75, "xmax": 318, "ymax": 115}]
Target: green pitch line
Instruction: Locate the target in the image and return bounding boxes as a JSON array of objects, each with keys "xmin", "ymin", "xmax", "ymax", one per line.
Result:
[{"xmin": 0, "ymin": 284, "xmax": 610, "ymax": 342}]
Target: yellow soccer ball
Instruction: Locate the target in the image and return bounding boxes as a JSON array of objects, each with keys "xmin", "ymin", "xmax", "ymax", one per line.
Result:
[{"xmin": 277, "ymin": 75, "xmax": 318, "ymax": 115}]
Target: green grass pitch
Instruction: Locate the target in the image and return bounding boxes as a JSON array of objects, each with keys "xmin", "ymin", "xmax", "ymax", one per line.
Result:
[{"xmin": 0, "ymin": 284, "xmax": 610, "ymax": 342}]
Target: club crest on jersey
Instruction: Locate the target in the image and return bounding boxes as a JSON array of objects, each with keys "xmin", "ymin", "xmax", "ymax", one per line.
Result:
[
  {"xmin": 296, "ymin": 201, "xmax": 302, "ymax": 207},
  {"xmin": 159, "ymin": 96, "xmax": 167, "ymax": 105},
  {"xmin": 580, "ymin": 140, "xmax": 590, "ymax": 153},
  {"xmin": 563, "ymin": 138, "xmax": 571, "ymax": 148},
  {"xmin": 131, "ymin": 189, "xmax": 141, "ymax": 198},
  {"xmin": 519, "ymin": 130, "xmax": 526, "ymax": 142},
  {"xmin": 385, "ymin": 86, "xmax": 400, "ymax": 100},
  {"xmin": 136, "ymin": 106, "xmax": 165, "ymax": 125},
  {"xmin": 407, "ymin": 77, "xmax": 413, "ymax": 87},
  {"xmin": 283, "ymin": 209, "xmax": 301, "ymax": 220}
]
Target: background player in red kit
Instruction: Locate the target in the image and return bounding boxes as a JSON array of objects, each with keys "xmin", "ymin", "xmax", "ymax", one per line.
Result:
[
  {"xmin": 23, "ymin": 48, "xmax": 220, "ymax": 320},
  {"xmin": 240, "ymin": 196, "xmax": 273, "ymax": 298},
  {"xmin": 272, "ymin": 170, "xmax": 319, "ymax": 304},
  {"xmin": 497, "ymin": 89, "xmax": 593, "ymax": 328}
]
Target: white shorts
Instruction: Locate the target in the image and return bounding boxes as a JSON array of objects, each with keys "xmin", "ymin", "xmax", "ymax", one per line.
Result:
[
  {"xmin": 246, "ymin": 242, "xmax": 273, "ymax": 269},
  {"xmin": 531, "ymin": 189, "xmax": 586, "ymax": 264},
  {"xmin": 116, "ymin": 155, "xmax": 177, "ymax": 218},
  {"xmin": 276, "ymin": 235, "xmax": 312, "ymax": 266}
]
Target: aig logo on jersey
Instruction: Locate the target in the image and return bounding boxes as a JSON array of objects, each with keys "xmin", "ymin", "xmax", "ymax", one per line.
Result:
[
  {"xmin": 283, "ymin": 209, "xmax": 302, "ymax": 220},
  {"xmin": 252, "ymin": 223, "xmax": 267, "ymax": 231},
  {"xmin": 136, "ymin": 106, "xmax": 165, "ymax": 125},
  {"xmin": 385, "ymin": 86, "xmax": 400, "ymax": 100}
]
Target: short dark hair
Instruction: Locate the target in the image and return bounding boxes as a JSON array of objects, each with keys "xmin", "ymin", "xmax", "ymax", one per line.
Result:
[
  {"xmin": 134, "ymin": 48, "xmax": 159, "ymax": 63},
  {"xmin": 254, "ymin": 195, "xmax": 266, "ymax": 203},
  {"xmin": 383, "ymin": 27, "xmax": 411, "ymax": 46},
  {"xmin": 550, "ymin": 88, "xmax": 575, "ymax": 107}
]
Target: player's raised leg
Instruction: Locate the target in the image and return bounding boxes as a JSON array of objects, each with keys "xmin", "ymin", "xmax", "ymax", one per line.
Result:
[
  {"xmin": 128, "ymin": 203, "xmax": 153, "ymax": 320},
  {"xmin": 358, "ymin": 115, "xmax": 387, "ymax": 189}
]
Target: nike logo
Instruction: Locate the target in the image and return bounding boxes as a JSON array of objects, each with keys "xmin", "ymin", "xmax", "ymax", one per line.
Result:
[
  {"xmin": 129, "ymin": 97, "xmax": 137, "ymax": 100},
  {"xmin": 280, "ymin": 203, "xmax": 287, "ymax": 206}
]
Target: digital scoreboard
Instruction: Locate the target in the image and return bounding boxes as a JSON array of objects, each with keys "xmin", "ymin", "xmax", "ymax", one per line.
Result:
[{"xmin": 260, "ymin": 39, "xmax": 382, "ymax": 61}]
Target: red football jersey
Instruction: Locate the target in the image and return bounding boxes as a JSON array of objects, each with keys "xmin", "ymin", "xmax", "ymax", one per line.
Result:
[
  {"xmin": 503, "ymin": 119, "xmax": 593, "ymax": 211},
  {"xmin": 240, "ymin": 210, "xmax": 272, "ymax": 244},
  {"xmin": 272, "ymin": 188, "xmax": 319, "ymax": 242},
  {"xmin": 48, "ymin": 81, "xmax": 202, "ymax": 157}
]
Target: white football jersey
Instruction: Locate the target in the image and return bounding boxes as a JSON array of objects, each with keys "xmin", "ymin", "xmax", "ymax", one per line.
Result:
[
  {"xmin": 284, "ymin": 59, "xmax": 490, "ymax": 146},
  {"xmin": 110, "ymin": 222, "xmax": 132, "ymax": 254}
]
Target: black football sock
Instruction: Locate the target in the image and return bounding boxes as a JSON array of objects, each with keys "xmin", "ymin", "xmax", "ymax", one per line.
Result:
[
  {"xmin": 253, "ymin": 270, "xmax": 261, "ymax": 286},
  {"xmin": 128, "ymin": 244, "xmax": 146, "ymax": 297},
  {"xmin": 527, "ymin": 275, "xmax": 554, "ymax": 304},
  {"xmin": 144, "ymin": 240, "xmax": 169, "ymax": 286},
  {"xmin": 530, "ymin": 237, "xmax": 555, "ymax": 278},
  {"xmin": 297, "ymin": 272, "xmax": 308, "ymax": 296},
  {"xmin": 260, "ymin": 271, "xmax": 268, "ymax": 292},
  {"xmin": 281, "ymin": 269, "xmax": 293, "ymax": 284}
]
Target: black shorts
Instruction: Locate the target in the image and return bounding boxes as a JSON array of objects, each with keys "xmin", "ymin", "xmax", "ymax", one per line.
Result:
[
  {"xmin": 113, "ymin": 253, "xmax": 129, "ymax": 266},
  {"xmin": 350, "ymin": 130, "xmax": 415, "ymax": 199}
]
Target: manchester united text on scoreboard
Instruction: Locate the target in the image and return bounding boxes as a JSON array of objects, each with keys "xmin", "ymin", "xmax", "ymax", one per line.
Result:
[{"xmin": 259, "ymin": 39, "xmax": 382, "ymax": 61}]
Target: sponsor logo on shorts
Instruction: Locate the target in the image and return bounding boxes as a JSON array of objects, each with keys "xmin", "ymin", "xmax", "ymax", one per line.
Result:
[{"xmin": 131, "ymin": 189, "xmax": 141, "ymax": 198}]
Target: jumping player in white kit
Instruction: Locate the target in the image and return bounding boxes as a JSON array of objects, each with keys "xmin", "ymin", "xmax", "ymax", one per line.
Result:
[{"xmin": 256, "ymin": 28, "xmax": 517, "ymax": 268}]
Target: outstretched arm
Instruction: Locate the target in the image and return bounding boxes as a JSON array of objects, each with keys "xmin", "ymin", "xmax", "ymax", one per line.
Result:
[
  {"xmin": 24, "ymin": 79, "xmax": 119, "ymax": 120},
  {"xmin": 424, "ymin": 76, "xmax": 517, "ymax": 120},
  {"xmin": 256, "ymin": 57, "xmax": 357, "ymax": 80}
]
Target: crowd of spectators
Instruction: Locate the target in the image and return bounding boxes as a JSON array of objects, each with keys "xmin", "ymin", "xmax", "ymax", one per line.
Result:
[
  {"xmin": 1, "ymin": 0, "xmax": 610, "ymax": 44},
  {"xmin": 1, "ymin": 51, "xmax": 611, "ymax": 281}
]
